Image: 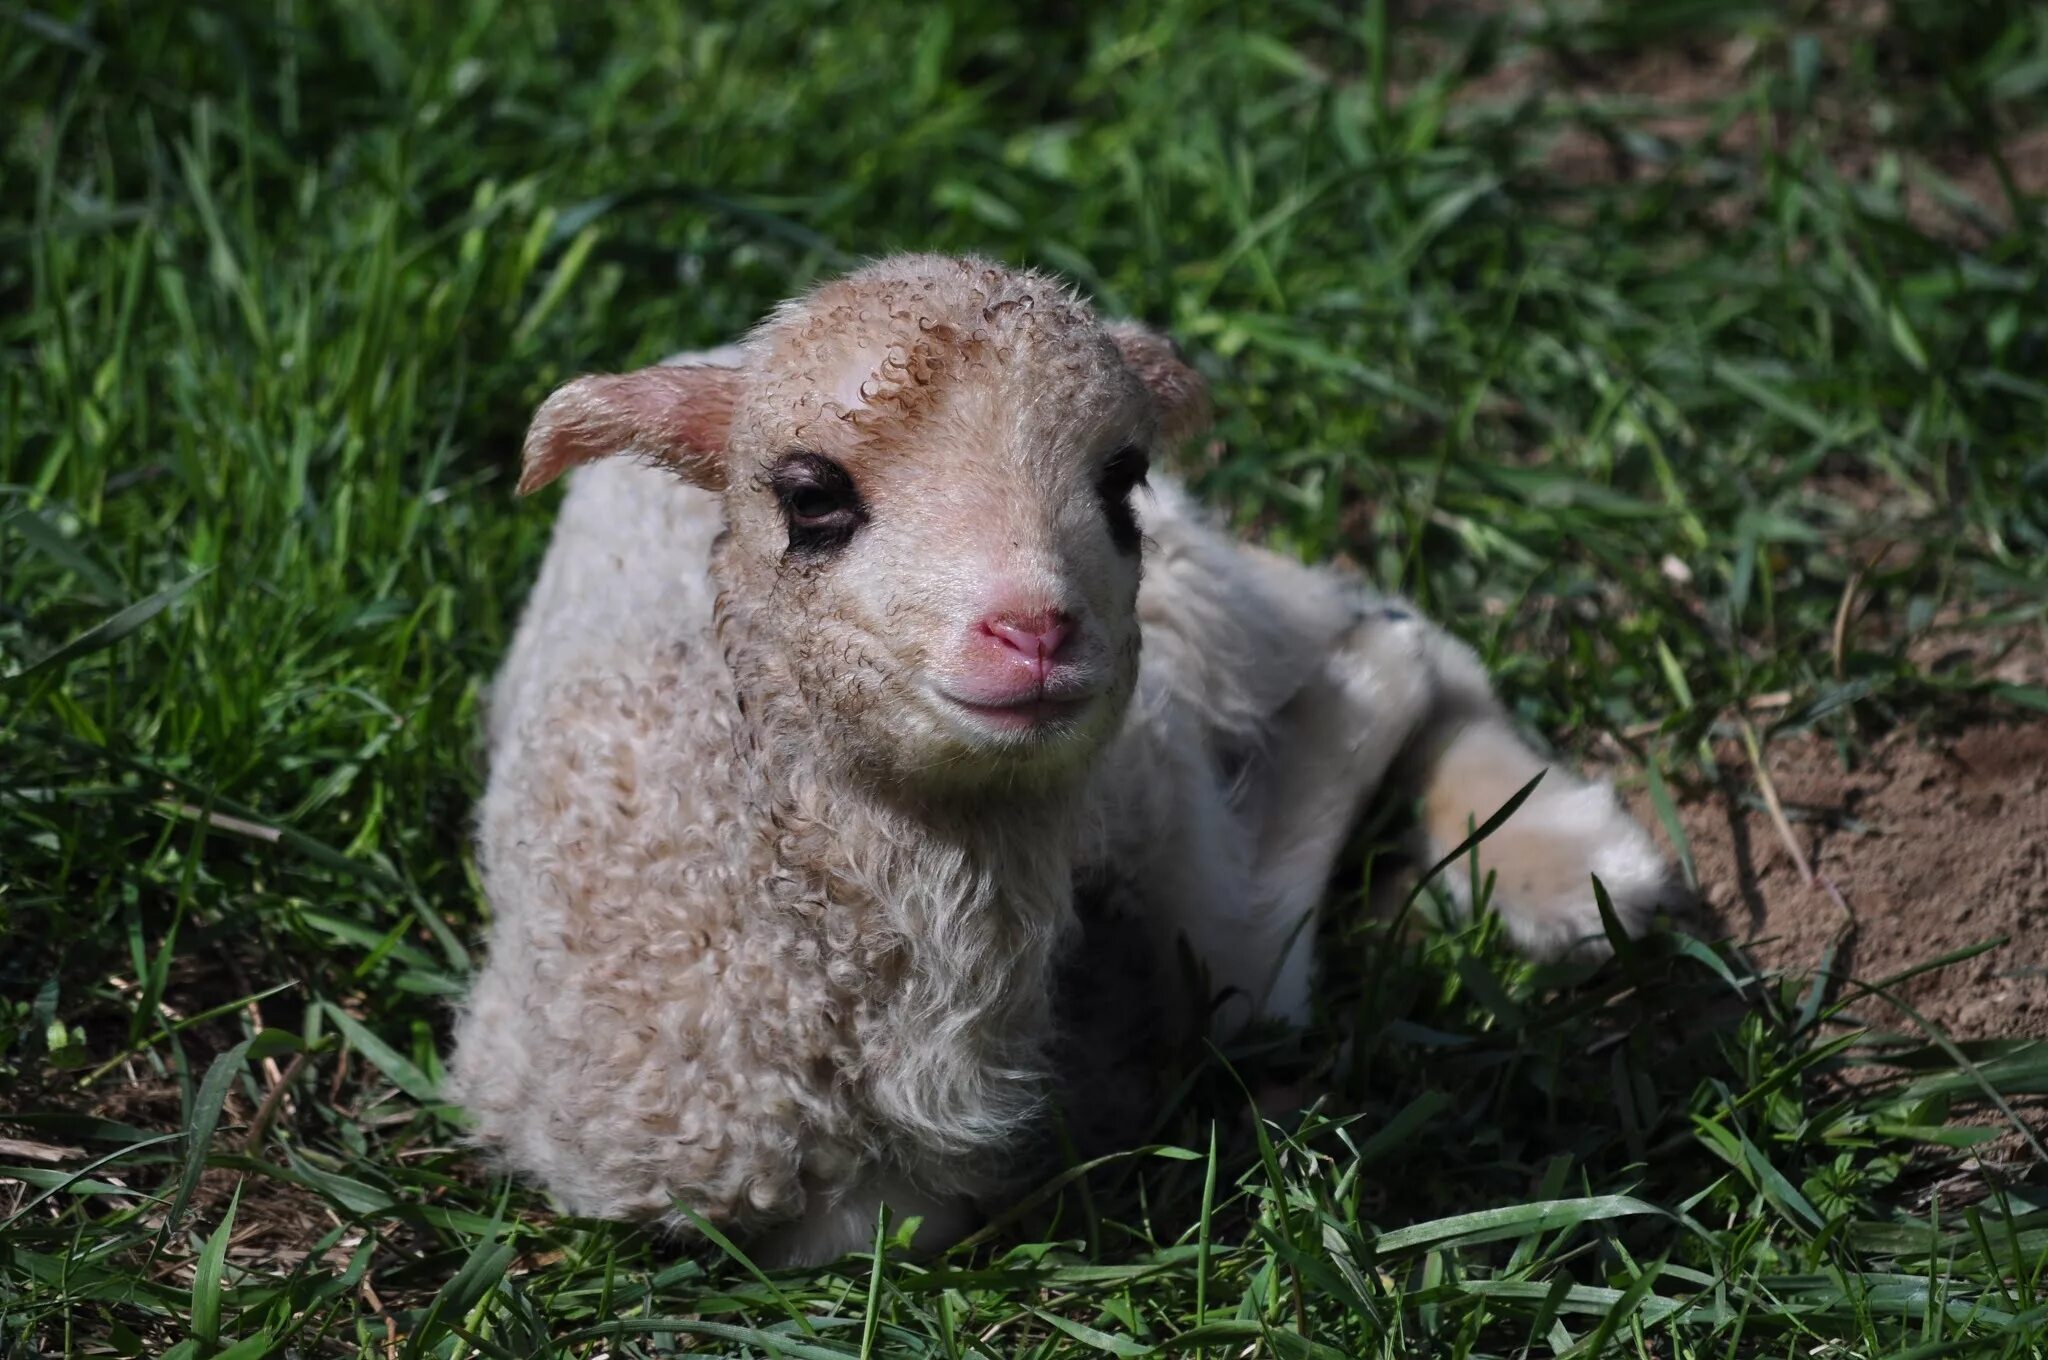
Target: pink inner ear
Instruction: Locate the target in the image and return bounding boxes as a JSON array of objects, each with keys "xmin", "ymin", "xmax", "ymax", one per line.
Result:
[
  {"xmin": 1107, "ymin": 324, "xmax": 1211, "ymax": 445},
  {"xmin": 518, "ymin": 364, "xmax": 740, "ymax": 495}
]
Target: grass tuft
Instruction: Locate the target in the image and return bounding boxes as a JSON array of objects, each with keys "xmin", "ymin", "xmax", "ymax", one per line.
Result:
[{"xmin": 4, "ymin": 1, "xmax": 2046, "ymax": 1355}]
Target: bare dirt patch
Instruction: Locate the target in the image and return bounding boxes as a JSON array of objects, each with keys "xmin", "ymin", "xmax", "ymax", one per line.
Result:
[
  {"xmin": 1910, "ymin": 614, "xmax": 2048, "ymax": 692},
  {"xmin": 1656, "ymin": 720, "xmax": 2048, "ymax": 1040},
  {"xmin": 1396, "ymin": 0, "xmax": 2048, "ymax": 241}
]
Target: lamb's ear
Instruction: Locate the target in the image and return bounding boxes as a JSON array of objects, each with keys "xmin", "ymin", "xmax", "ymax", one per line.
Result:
[
  {"xmin": 1107, "ymin": 322, "xmax": 1211, "ymax": 445},
  {"xmin": 517, "ymin": 361, "xmax": 742, "ymax": 495}
]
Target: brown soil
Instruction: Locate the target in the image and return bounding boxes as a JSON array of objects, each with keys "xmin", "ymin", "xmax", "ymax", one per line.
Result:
[
  {"xmin": 1910, "ymin": 615, "xmax": 2048, "ymax": 692},
  {"xmin": 1396, "ymin": 0, "xmax": 2048, "ymax": 243},
  {"xmin": 1649, "ymin": 720, "xmax": 2048, "ymax": 1040}
]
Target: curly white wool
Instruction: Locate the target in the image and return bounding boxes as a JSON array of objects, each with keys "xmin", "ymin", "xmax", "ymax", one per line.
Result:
[{"xmin": 449, "ymin": 255, "xmax": 1673, "ymax": 1266}]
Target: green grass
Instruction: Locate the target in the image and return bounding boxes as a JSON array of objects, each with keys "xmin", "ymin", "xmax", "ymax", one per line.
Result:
[{"xmin": 5, "ymin": 0, "xmax": 2048, "ymax": 1355}]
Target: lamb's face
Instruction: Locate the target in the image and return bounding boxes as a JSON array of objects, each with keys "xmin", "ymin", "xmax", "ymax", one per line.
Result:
[
  {"xmin": 517, "ymin": 255, "xmax": 1210, "ymax": 793},
  {"xmin": 723, "ymin": 288, "xmax": 1155, "ymax": 788}
]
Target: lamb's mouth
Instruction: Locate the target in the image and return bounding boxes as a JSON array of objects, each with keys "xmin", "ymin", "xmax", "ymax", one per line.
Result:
[{"xmin": 930, "ymin": 687, "xmax": 1097, "ymax": 739}]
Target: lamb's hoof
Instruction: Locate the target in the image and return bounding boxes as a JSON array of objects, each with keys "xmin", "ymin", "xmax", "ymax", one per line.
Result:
[{"xmin": 1482, "ymin": 786, "xmax": 1675, "ymax": 960}]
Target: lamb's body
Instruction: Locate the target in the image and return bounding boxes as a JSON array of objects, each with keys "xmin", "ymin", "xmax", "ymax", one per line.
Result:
[
  {"xmin": 452, "ymin": 257, "xmax": 1672, "ymax": 1265},
  {"xmin": 463, "ymin": 453, "xmax": 1071, "ymax": 1251}
]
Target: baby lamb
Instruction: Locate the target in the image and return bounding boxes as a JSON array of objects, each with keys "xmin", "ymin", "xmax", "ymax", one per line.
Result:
[{"xmin": 449, "ymin": 253, "xmax": 1673, "ymax": 1266}]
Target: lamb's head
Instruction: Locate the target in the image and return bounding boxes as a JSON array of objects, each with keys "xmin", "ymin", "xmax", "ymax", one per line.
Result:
[{"xmin": 518, "ymin": 254, "xmax": 1210, "ymax": 792}]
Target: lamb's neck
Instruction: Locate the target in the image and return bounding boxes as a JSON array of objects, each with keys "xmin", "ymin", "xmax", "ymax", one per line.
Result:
[
  {"xmin": 814, "ymin": 781, "xmax": 1081, "ymax": 1161},
  {"xmin": 784, "ymin": 740, "xmax": 1085, "ymax": 939},
  {"xmin": 876, "ymin": 784, "xmax": 1080, "ymax": 919}
]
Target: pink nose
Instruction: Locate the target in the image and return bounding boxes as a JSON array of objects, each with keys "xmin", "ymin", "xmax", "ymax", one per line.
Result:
[{"xmin": 979, "ymin": 610, "xmax": 1074, "ymax": 677}]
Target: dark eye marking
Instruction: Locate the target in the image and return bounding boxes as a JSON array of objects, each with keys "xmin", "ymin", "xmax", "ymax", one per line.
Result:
[
  {"xmin": 1097, "ymin": 444, "xmax": 1150, "ymax": 554},
  {"xmin": 767, "ymin": 450, "xmax": 866, "ymax": 558}
]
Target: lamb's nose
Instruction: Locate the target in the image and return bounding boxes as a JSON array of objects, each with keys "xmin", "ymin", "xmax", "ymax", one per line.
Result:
[{"xmin": 980, "ymin": 610, "xmax": 1075, "ymax": 671}]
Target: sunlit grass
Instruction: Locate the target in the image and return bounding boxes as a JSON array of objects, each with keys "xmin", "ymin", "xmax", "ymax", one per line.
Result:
[{"xmin": 4, "ymin": 1, "xmax": 2046, "ymax": 1355}]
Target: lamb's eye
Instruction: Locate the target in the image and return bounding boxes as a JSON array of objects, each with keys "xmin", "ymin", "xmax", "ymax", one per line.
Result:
[
  {"xmin": 784, "ymin": 483, "xmax": 849, "ymax": 524},
  {"xmin": 1097, "ymin": 445, "xmax": 1150, "ymax": 554},
  {"xmin": 770, "ymin": 452, "xmax": 865, "ymax": 556}
]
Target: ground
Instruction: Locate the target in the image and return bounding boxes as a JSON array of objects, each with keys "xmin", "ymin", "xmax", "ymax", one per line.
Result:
[
  {"xmin": 4, "ymin": 1, "xmax": 2048, "ymax": 1357},
  {"xmin": 1671, "ymin": 718, "xmax": 2048, "ymax": 1041}
]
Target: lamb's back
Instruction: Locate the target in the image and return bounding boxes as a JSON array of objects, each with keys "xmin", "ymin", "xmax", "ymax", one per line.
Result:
[{"xmin": 484, "ymin": 459, "xmax": 725, "ymax": 761}]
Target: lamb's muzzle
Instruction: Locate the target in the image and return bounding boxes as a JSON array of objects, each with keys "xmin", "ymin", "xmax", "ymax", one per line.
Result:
[{"xmin": 449, "ymin": 253, "xmax": 1678, "ymax": 1267}]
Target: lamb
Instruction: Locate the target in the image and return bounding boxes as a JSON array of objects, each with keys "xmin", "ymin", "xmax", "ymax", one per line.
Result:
[{"xmin": 448, "ymin": 253, "xmax": 1674, "ymax": 1266}]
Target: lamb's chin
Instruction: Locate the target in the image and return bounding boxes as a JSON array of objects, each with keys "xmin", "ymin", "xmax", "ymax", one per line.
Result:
[
  {"xmin": 930, "ymin": 690, "xmax": 1099, "ymax": 744},
  {"xmin": 877, "ymin": 700, "xmax": 1111, "ymax": 794}
]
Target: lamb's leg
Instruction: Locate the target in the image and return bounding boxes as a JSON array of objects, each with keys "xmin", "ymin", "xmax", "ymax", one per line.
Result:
[
  {"xmin": 1395, "ymin": 622, "xmax": 1672, "ymax": 958},
  {"xmin": 1119, "ymin": 708, "xmax": 1269, "ymax": 1032},
  {"xmin": 1244, "ymin": 596, "xmax": 1672, "ymax": 995},
  {"xmin": 1131, "ymin": 599, "xmax": 1440, "ymax": 1030},
  {"xmin": 1235, "ymin": 601, "xmax": 1443, "ymax": 1024},
  {"xmin": 749, "ymin": 1170, "xmax": 974, "ymax": 1269}
]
